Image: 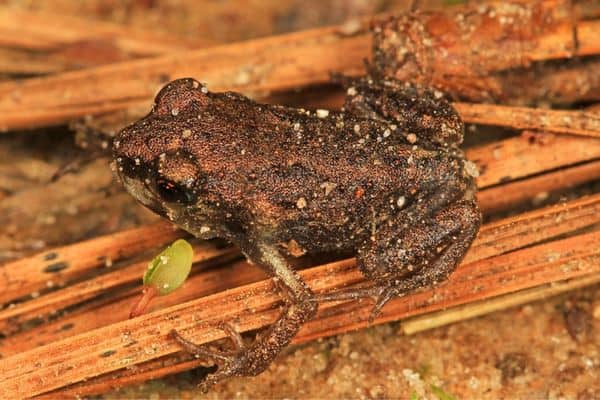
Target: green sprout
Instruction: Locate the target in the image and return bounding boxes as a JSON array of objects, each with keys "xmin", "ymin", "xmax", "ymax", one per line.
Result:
[
  {"xmin": 130, "ymin": 239, "xmax": 194, "ymax": 318},
  {"xmin": 143, "ymin": 239, "xmax": 194, "ymax": 294}
]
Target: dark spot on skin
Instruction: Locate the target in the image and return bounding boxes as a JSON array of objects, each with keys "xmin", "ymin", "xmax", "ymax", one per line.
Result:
[
  {"xmin": 43, "ymin": 252, "xmax": 58, "ymax": 261},
  {"xmin": 43, "ymin": 262, "xmax": 69, "ymax": 273},
  {"xmin": 499, "ymin": 176, "xmax": 512, "ymax": 183},
  {"xmin": 100, "ymin": 350, "xmax": 117, "ymax": 357}
]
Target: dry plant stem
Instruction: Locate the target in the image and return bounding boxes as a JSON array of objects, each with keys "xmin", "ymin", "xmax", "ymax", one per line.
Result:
[
  {"xmin": 400, "ymin": 274, "xmax": 600, "ymax": 335},
  {"xmin": 0, "ymin": 8, "xmax": 204, "ymax": 54},
  {"xmin": 477, "ymin": 159, "xmax": 600, "ymax": 214},
  {"xmin": 64, "ymin": 272, "xmax": 600, "ymax": 396},
  {"xmin": 2, "ymin": 227, "xmax": 600, "ymax": 398},
  {"xmin": 129, "ymin": 286, "xmax": 159, "ymax": 319},
  {"xmin": 465, "ymin": 132, "xmax": 600, "ymax": 189},
  {"xmin": 492, "ymin": 58, "xmax": 600, "ymax": 105},
  {"xmin": 50, "ymin": 275, "xmax": 600, "ymax": 398},
  {"xmin": 277, "ymin": 58, "xmax": 600, "ymax": 112},
  {"xmin": 1, "ymin": 1, "xmax": 599, "ymax": 130},
  {"xmin": 45, "ymin": 358, "xmax": 203, "ymax": 398},
  {"xmin": 464, "ymin": 192, "xmax": 600, "ymax": 264},
  {"xmin": 0, "ymin": 8, "xmax": 208, "ymax": 75},
  {"xmin": 373, "ymin": 0, "xmax": 600, "ymax": 101},
  {"xmin": 0, "ymin": 244, "xmax": 238, "ymax": 334},
  {"xmin": 0, "ymin": 221, "xmax": 184, "ymax": 305},
  {"xmin": 455, "ymin": 103, "xmax": 600, "ymax": 138},
  {"xmin": 0, "ymin": 260, "xmax": 265, "ymax": 357},
  {"xmin": 0, "ymin": 20, "xmax": 372, "ymax": 131}
]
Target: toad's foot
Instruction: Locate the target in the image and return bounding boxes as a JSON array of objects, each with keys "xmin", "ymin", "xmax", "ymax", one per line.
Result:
[
  {"xmin": 170, "ymin": 324, "xmax": 250, "ymax": 392},
  {"xmin": 172, "ymin": 243, "xmax": 318, "ymax": 392},
  {"xmin": 171, "ymin": 296, "xmax": 316, "ymax": 392},
  {"xmin": 309, "ymin": 286, "xmax": 391, "ymax": 324}
]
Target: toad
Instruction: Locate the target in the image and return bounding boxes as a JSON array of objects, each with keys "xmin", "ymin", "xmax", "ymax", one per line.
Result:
[{"xmin": 113, "ymin": 75, "xmax": 481, "ymax": 389}]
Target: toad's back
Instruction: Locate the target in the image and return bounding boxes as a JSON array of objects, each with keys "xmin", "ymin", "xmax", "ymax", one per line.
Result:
[{"xmin": 115, "ymin": 78, "xmax": 473, "ymax": 252}]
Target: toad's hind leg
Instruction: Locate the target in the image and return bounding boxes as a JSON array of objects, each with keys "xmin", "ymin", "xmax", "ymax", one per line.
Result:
[
  {"xmin": 312, "ymin": 200, "xmax": 480, "ymax": 320},
  {"xmin": 361, "ymin": 199, "xmax": 481, "ymax": 319},
  {"xmin": 339, "ymin": 75, "xmax": 464, "ymax": 147},
  {"xmin": 171, "ymin": 242, "xmax": 317, "ymax": 391}
]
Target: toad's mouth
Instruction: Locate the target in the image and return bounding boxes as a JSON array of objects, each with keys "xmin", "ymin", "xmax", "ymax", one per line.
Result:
[{"xmin": 117, "ymin": 172, "xmax": 167, "ymax": 217}]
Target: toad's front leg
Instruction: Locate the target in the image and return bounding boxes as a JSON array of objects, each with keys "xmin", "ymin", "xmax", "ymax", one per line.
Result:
[{"xmin": 171, "ymin": 241, "xmax": 317, "ymax": 391}]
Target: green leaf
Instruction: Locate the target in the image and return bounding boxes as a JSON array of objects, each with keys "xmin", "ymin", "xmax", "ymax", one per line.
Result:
[
  {"xmin": 430, "ymin": 384, "xmax": 456, "ymax": 400},
  {"xmin": 143, "ymin": 239, "xmax": 193, "ymax": 295},
  {"xmin": 410, "ymin": 391, "xmax": 420, "ymax": 400}
]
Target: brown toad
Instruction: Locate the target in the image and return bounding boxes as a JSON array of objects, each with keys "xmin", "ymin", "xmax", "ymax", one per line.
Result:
[{"xmin": 113, "ymin": 75, "xmax": 481, "ymax": 389}]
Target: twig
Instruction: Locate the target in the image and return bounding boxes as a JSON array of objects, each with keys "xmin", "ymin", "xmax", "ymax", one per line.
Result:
[
  {"xmin": 373, "ymin": 0, "xmax": 600, "ymax": 101},
  {"xmin": 400, "ymin": 273, "xmax": 600, "ymax": 335},
  {"xmin": 3, "ymin": 191, "xmax": 600, "ymax": 357},
  {"xmin": 465, "ymin": 132, "xmax": 600, "ymax": 188},
  {"xmin": 0, "ymin": 20, "xmax": 371, "ymax": 131},
  {"xmin": 455, "ymin": 103, "xmax": 600, "ymax": 138},
  {"xmin": 0, "ymin": 243, "xmax": 239, "ymax": 334},
  {"xmin": 0, "ymin": 8, "xmax": 208, "ymax": 75},
  {"xmin": 0, "ymin": 260, "xmax": 264, "ymax": 357},
  {"xmin": 0, "ymin": 221, "xmax": 183, "ymax": 305},
  {"xmin": 478, "ymin": 159, "xmax": 600, "ymax": 214}
]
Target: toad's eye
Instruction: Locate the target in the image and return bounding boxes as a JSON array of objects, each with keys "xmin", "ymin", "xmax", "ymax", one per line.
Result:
[
  {"xmin": 152, "ymin": 150, "xmax": 201, "ymax": 204},
  {"xmin": 156, "ymin": 178, "xmax": 196, "ymax": 204}
]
